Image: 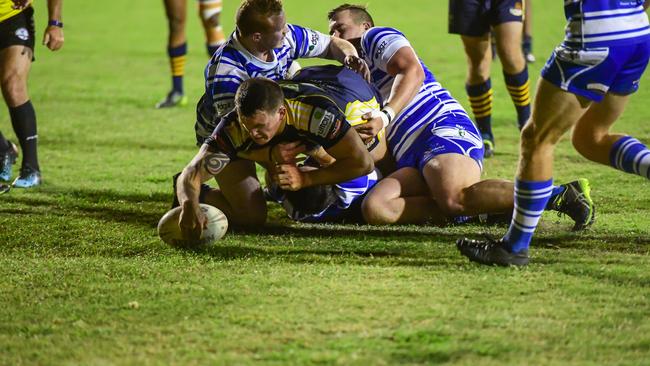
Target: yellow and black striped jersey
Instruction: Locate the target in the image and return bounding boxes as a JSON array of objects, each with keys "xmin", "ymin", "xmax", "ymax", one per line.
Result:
[
  {"xmin": 204, "ymin": 66, "xmax": 383, "ymax": 161},
  {"xmin": 0, "ymin": 0, "xmax": 27, "ymax": 22}
]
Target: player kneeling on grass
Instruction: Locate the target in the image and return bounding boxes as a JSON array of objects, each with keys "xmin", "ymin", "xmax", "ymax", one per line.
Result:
[{"xmin": 174, "ymin": 76, "xmax": 374, "ymax": 240}]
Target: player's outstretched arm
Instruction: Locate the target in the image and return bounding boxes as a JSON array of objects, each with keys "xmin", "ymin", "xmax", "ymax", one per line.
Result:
[
  {"xmin": 356, "ymin": 46, "xmax": 425, "ymax": 140},
  {"xmin": 273, "ymin": 129, "xmax": 373, "ymax": 191},
  {"xmin": 325, "ymin": 37, "xmax": 371, "ymax": 81},
  {"xmin": 177, "ymin": 145, "xmax": 230, "ymax": 241},
  {"xmin": 44, "ymin": 0, "xmax": 64, "ymax": 51}
]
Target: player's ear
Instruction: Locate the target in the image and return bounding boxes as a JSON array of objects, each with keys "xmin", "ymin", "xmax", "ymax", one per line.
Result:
[
  {"xmin": 251, "ymin": 32, "xmax": 262, "ymax": 42},
  {"xmin": 277, "ymin": 105, "xmax": 287, "ymax": 119},
  {"xmin": 362, "ymin": 22, "xmax": 372, "ymax": 31}
]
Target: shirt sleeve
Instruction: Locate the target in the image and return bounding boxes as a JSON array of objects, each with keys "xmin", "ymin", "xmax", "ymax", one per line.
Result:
[
  {"xmin": 286, "ymin": 24, "xmax": 331, "ymax": 59},
  {"xmin": 361, "ymin": 27, "xmax": 412, "ymax": 72},
  {"xmin": 204, "ymin": 49, "xmax": 249, "ymax": 119},
  {"xmin": 204, "ymin": 111, "xmax": 240, "ymax": 159},
  {"xmin": 304, "ymin": 97, "xmax": 351, "ymax": 149}
]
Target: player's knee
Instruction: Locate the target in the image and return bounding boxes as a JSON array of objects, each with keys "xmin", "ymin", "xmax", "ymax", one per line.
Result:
[
  {"xmin": 436, "ymin": 195, "xmax": 466, "ymax": 217},
  {"xmin": 361, "ymin": 195, "xmax": 395, "ymax": 225},
  {"xmin": 0, "ymin": 74, "xmax": 28, "ymax": 106},
  {"xmin": 168, "ymin": 15, "xmax": 185, "ymax": 35},
  {"xmin": 232, "ymin": 205, "xmax": 267, "ymax": 227},
  {"xmin": 202, "ymin": 12, "xmax": 221, "ymax": 28}
]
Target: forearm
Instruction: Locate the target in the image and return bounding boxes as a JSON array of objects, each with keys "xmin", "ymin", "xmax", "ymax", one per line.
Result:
[
  {"xmin": 325, "ymin": 36, "xmax": 358, "ymax": 63},
  {"xmin": 385, "ymin": 67, "xmax": 423, "ymax": 114},
  {"xmin": 47, "ymin": 0, "xmax": 62, "ymax": 20},
  {"xmin": 303, "ymin": 155, "xmax": 373, "ymax": 187},
  {"xmin": 177, "ymin": 166, "xmax": 204, "ymax": 208}
]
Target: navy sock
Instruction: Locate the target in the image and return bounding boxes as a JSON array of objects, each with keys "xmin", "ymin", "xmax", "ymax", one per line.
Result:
[
  {"xmin": 504, "ymin": 68, "xmax": 531, "ymax": 129},
  {"xmin": 466, "ymin": 79, "xmax": 493, "ymax": 141},
  {"xmin": 168, "ymin": 43, "xmax": 187, "ymax": 94}
]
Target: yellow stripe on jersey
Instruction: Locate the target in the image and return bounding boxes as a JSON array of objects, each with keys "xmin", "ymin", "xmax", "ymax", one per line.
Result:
[{"xmin": 0, "ymin": 0, "xmax": 27, "ymax": 23}]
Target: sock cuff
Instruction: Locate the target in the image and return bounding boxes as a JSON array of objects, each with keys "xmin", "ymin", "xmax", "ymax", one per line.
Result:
[
  {"xmin": 466, "ymin": 79, "xmax": 492, "ymax": 96},
  {"xmin": 504, "ymin": 67, "xmax": 529, "ymax": 87},
  {"xmin": 609, "ymin": 135, "xmax": 637, "ymax": 166},
  {"xmin": 168, "ymin": 43, "xmax": 188, "ymax": 58}
]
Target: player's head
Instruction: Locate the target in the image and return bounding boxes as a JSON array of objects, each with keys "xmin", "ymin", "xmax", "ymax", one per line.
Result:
[
  {"xmin": 327, "ymin": 4, "xmax": 374, "ymax": 40},
  {"xmin": 235, "ymin": 78, "xmax": 287, "ymax": 145},
  {"xmin": 236, "ymin": 0, "xmax": 287, "ymax": 50},
  {"xmin": 285, "ymin": 184, "xmax": 339, "ymax": 216}
]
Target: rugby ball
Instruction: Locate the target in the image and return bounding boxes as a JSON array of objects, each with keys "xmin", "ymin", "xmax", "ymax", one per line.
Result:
[{"xmin": 157, "ymin": 204, "xmax": 228, "ymax": 248}]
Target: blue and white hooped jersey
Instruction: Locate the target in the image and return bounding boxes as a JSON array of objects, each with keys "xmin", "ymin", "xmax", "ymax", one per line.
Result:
[
  {"xmin": 360, "ymin": 27, "xmax": 469, "ymax": 162},
  {"xmin": 564, "ymin": 0, "xmax": 650, "ymax": 47},
  {"xmin": 195, "ymin": 24, "xmax": 331, "ymax": 139}
]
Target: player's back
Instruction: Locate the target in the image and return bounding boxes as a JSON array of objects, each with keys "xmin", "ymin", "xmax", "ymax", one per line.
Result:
[{"xmin": 564, "ymin": 0, "xmax": 650, "ymax": 47}]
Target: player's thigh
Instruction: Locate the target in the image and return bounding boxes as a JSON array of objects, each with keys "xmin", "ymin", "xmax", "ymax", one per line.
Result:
[
  {"xmin": 214, "ymin": 159, "xmax": 265, "ymax": 212},
  {"xmin": 0, "ymin": 46, "xmax": 31, "ymax": 106},
  {"xmin": 421, "ymin": 153, "xmax": 481, "ymax": 214},
  {"xmin": 365, "ymin": 167, "xmax": 429, "ymax": 203},
  {"xmin": 492, "ymin": 21, "xmax": 525, "ymax": 73}
]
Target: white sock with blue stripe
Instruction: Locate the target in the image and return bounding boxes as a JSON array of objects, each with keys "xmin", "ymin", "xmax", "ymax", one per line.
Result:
[
  {"xmin": 610, "ymin": 136, "xmax": 650, "ymax": 179},
  {"xmin": 503, "ymin": 178, "xmax": 554, "ymax": 253}
]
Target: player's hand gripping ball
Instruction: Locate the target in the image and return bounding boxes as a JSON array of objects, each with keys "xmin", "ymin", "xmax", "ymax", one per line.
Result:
[{"xmin": 157, "ymin": 204, "xmax": 228, "ymax": 248}]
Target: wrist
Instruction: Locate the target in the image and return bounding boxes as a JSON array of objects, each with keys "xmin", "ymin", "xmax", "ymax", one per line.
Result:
[
  {"xmin": 48, "ymin": 19, "xmax": 63, "ymax": 28},
  {"xmin": 379, "ymin": 106, "xmax": 395, "ymax": 129}
]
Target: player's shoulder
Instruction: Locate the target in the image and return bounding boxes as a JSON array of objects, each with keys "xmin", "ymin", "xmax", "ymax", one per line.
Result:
[{"xmin": 362, "ymin": 26, "xmax": 408, "ymax": 56}]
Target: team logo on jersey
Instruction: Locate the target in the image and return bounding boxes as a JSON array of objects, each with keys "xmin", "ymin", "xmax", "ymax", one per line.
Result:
[
  {"xmin": 327, "ymin": 119, "xmax": 343, "ymax": 139},
  {"xmin": 310, "ymin": 108, "xmax": 336, "ymax": 138},
  {"xmin": 309, "ymin": 30, "xmax": 319, "ymax": 52},
  {"xmin": 510, "ymin": 2, "xmax": 523, "ymax": 17},
  {"xmin": 216, "ymin": 100, "xmax": 234, "ymax": 115},
  {"xmin": 15, "ymin": 28, "xmax": 29, "ymax": 41},
  {"xmin": 375, "ymin": 40, "xmax": 387, "ymax": 59}
]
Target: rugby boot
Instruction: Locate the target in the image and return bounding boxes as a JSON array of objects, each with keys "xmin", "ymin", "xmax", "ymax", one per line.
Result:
[
  {"xmin": 155, "ymin": 90, "xmax": 188, "ymax": 109},
  {"xmin": 456, "ymin": 236, "xmax": 529, "ymax": 266},
  {"xmin": 0, "ymin": 141, "xmax": 18, "ymax": 182},
  {"xmin": 12, "ymin": 167, "xmax": 41, "ymax": 188},
  {"xmin": 482, "ymin": 134, "xmax": 495, "ymax": 158},
  {"xmin": 547, "ymin": 178, "xmax": 595, "ymax": 231},
  {"xmin": 0, "ymin": 183, "xmax": 10, "ymax": 195}
]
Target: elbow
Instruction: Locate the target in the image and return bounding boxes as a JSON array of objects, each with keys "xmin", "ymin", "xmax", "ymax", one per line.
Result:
[{"xmin": 359, "ymin": 153, "xmax": 374, "ymax": 176}]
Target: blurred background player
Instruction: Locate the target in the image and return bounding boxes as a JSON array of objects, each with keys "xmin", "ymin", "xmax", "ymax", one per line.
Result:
[
  {"xmin": 0, "ymin": 0, "xmax": 64, "ymax": 190},
  {"xmin": 457, "ymin": 0, "xmax": 650, "ymax": 266},
  {"xmin": 448, "ymin": 0, "xmax": 531, "ymax": 157},
  {"xmin": 522, "ymin": 0, "xmax": 534, "ymax": 63},
  {"xmin": 156, "ymin": 0, "xmax": 227, "ymax": 108}
]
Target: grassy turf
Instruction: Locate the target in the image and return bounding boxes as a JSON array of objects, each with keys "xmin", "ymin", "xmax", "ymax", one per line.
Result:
[{"xmin": 1, "ymin": 0, "xmax": 649, "ymax": 364}]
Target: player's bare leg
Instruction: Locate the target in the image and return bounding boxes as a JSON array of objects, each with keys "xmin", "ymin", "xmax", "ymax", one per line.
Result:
[
  {"xmin": 0, "ymin": 45, "xmax": 40, "ymax": 187},
  {"xmin": 157, "ymin": 0, "xmax": 189, "ymax": 108},
  {"xmin": 461, "ymin": 34, "xmax": 496, "ymax": 156},
  {"xmin": 203, "ymin": 159, "xmax": 268, "ymax": 227},
  {"xmin": 494, "ymin": 21, "xmax": 531, "ymax": 130},
  {"xmin": 361, "ymin": 167, "xmax": 447, "ymax": 225},
  {"xmin": 199, "ymin": 0, "xmax": 226, "ymax": 56}
]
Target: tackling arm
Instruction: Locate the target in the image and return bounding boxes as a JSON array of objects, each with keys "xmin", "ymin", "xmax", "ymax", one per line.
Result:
[
  {"xmin": 324, "ymin": 37, "xmax": 371, "ymax": 81},
  {"xmin": 356, "ymin": 46, "xmax": 425, "ymax": 140},
  {"xmin": 273, "ymin": 129, "xmax": 373, "ymax": 191}
]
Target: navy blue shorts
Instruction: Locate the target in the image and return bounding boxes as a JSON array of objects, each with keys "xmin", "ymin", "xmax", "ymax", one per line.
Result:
[
  {"xmin": 541, "ymin": 42, "xmax": 650, "ymax": 102},
  {"xmin": 448, "ymin": 0, "xmax": 524, "ymax": 37},
  {"xmin": 395, "ymin": 113, "xmax": 484, "ymax": 172}
]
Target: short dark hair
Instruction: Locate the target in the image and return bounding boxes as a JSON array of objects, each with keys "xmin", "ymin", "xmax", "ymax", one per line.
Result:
[
  {"xmin": 327, "ymin": 4, "xmax": 374, "ymax": 27},
  {"xmin": 235, "ymin": 78, "xmax": 285, "ymax": 118},
  {"xmin": 236, "ymin": 0, "xmax": 284, "ymax": 36}
]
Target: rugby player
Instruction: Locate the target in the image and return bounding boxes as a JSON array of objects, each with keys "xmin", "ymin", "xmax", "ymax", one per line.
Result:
[
  {"xmin": 458, "ymin": 1, "xmax": 650, "ymax": 266},
  {"xmin": 448, "ymin": 0, "xmax": 531, "ymax": 157},
  {"xmin": 156, "ymin": 0, "xmax": 227, "ymax": 108},
  {"xmin": 194, "ymin": 0, "xmax": 369, "ymax": 144},
  {"xmin": 326, "ymin": 4, "xmax": 595, "ymax": 229},
  {"xmin": 175, "ymin": 71, "xmax": 377, "ymax": 239},
  {"xmin": 0, "ymin": 0, "xmax": 64, "ymax": 190}
]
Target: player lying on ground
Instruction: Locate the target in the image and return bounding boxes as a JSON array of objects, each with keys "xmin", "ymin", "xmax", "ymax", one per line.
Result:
[
  {"xmin": 322, "ymin": 4, "xmax": 595, "ymax": 229},
  {"xmin": 457, "ymin": 0, "xmax": 650, "ymax": 266},
  {"xmin": 174, "ymin": 72, "xmax": 380, "ymax": 240}
]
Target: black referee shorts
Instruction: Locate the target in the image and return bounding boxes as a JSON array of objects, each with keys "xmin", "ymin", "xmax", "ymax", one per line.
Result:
[{"xmin": 0, "ymin": 7, "xmax": 35, "ymax": 52}]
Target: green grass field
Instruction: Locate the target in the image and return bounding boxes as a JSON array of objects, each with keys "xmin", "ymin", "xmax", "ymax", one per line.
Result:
[{"xmin": 1, "ymin": 1, "xmax": 650, "ymax": 364}]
